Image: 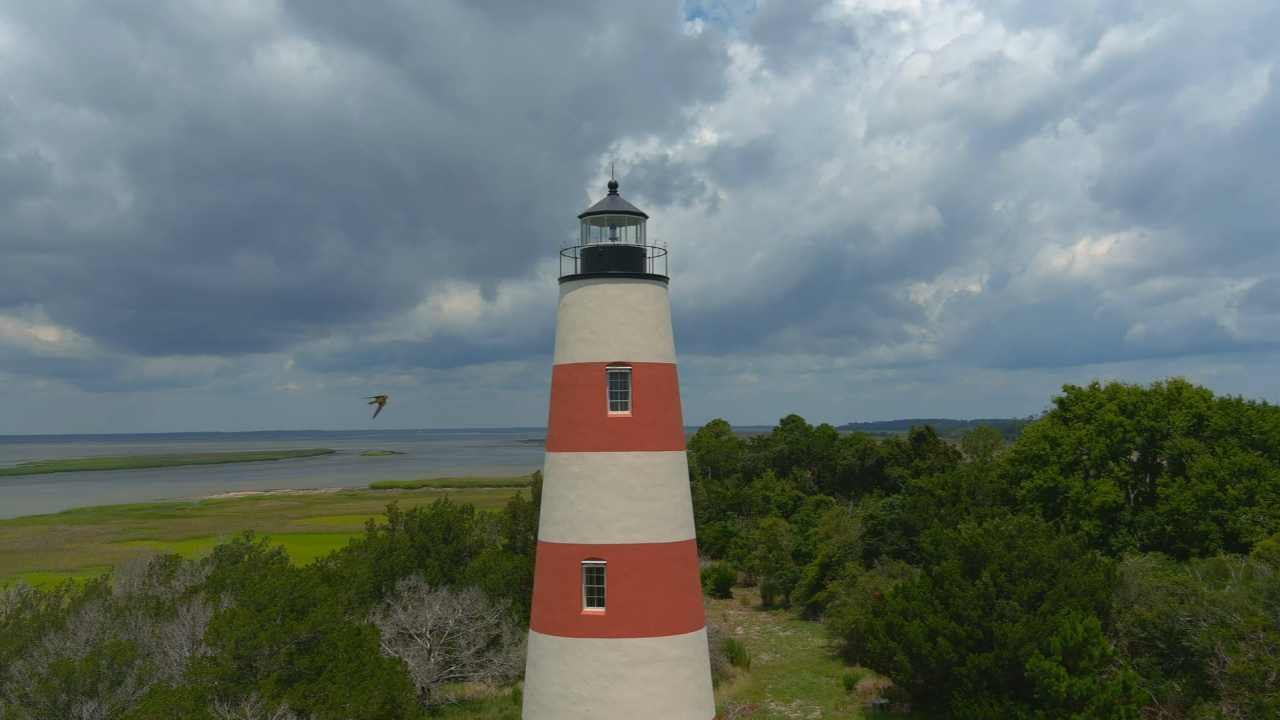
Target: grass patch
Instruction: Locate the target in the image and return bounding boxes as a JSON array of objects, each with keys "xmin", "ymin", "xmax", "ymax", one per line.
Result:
[
  {"xmin": 725, "ymin": 637, "xmax": 752, "ymax": 671},
  {"xmin": 8, "ymin": 566, "xmax": 112, "ymax": 590},
  {"xmin": 708, "ymin": 589, "xmax": 924, "ymax": 719},
  {"xmin": 0, "ymin": 486, "xmax": 522, "ymax": 586},
  {"xmin": 117, "ymin": 533, "xmax": 358, "ymax": 565},
  {"xmin": 369, "ymin": 476, "xmax": 532, "ymax": 490},
  {"xmin": 290, "ymin": 514, "xmax": 388, "ymax": 526},
  {"xmin": 359, "ymin": 450, "xmax": 401, "ymax": 456},
  {"xmin": 0, "ymin": 449, "xmax": 336, "ymax": 477}
]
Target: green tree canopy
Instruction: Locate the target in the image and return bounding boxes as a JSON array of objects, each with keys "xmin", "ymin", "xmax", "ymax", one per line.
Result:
[{"xmin": 1001, "ymin": 378, "xmax": 1280, "ymax": 558}]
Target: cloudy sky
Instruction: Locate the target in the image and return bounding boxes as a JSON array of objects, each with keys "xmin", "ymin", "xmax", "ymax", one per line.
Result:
[{"xmin": 1, "ymin": 0, "xmax": 1278, "ymax": 434}]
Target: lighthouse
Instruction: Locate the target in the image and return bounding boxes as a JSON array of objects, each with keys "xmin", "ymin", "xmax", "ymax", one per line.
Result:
[{"xmin": 522, "ymin": 180, "xmax": 716, "ymax": 720}]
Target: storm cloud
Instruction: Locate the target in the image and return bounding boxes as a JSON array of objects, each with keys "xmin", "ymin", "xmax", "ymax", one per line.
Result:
[{"xmin": 1, "ymin": 0, "xmax": 1279, "ymax": 433}]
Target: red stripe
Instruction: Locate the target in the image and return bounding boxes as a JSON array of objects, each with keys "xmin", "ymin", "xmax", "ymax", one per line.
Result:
[
  {"xmin": 546, "ymin": 362, "xmax": 686, "ymax": 453},
  {"xmin": 530, "ymin": 539, "xmax": 706, "ymax": 638}
]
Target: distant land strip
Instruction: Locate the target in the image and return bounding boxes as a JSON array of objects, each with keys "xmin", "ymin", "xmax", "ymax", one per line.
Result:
[
  {"xmin": 0, "ymin": 449, "xmax": 336, "ymax": 477},
  {"xmin": 838, "ymin": 416, "xmax": 1037, "ymax": 441}
]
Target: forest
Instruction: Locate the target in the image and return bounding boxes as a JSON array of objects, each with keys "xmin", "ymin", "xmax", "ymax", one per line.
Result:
[{"xmin": 2, "ymin": 377, "xmax": 1278, "ymax": 719}]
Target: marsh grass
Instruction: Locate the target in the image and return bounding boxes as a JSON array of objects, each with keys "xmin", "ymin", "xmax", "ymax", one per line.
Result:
[
  {"xmin": 0, "ymin": 485, "xmax": 522, "ymax": 586},
  {"xmin": 359, "ymin": 450, "xmax": 401, "ymax": 456},
  {"xmin": 0, "ymin": 449, "xmax": 336, "ymax": 476},
  {"xmin": 725, "ymin": 637, "xmax": 752, "ymax": 671}
]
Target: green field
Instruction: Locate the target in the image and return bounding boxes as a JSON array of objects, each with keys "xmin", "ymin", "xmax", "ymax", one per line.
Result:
[
  {"xmin": 0, "ymin": 484, "xmax": 524, "ymax": 587},
  {"xmin": 0, "ymin": 448, "xmax": 336, "ymax": 477}
]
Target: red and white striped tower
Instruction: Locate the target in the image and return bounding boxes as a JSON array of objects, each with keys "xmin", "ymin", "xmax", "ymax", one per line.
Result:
[{"xmin": 522, "ymin": 180, "xmax": 715, "ymax": 720}]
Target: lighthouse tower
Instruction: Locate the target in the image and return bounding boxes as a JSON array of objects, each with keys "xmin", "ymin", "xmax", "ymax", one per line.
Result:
[{"xmin": 522, "ymin": 180, "xmax": 715, "ymax": 720}]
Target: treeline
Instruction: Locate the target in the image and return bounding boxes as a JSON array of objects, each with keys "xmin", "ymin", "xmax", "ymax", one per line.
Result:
[
  {"xmin": 691, "ymin": 378, "xmax": 1280, "ymax": 718},
  {"xmin": 838, "ymin": 416, "xmax": 1036, "ymax": 441},
  {"xmin": 0, "ymin": 488, "xmax": 546, "ymax": 719}
]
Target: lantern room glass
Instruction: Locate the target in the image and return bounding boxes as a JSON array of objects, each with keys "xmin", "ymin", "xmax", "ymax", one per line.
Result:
[{"xmin": 581, "ymin": 215, "xmax": 646, "ymax": 245}]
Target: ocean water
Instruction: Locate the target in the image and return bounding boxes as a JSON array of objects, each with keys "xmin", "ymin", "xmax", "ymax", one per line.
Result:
[{"xmin": 0, "ymin": 430, "xmax": 548, "ymax": 519}]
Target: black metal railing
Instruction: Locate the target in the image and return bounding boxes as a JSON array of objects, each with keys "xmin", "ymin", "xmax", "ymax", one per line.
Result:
[{"xmin": 559, "ymin": 242, "xmax": 668, "ymax": 279}]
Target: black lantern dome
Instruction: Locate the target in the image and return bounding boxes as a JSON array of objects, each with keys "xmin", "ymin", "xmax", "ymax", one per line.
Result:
[{"xmin": 560, "ymin": 180, "xmax": 667, "ymax": 283}]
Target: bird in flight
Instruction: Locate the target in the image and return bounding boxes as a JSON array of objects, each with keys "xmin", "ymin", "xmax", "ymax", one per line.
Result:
[{"xmin": 364, "ymin": 396, "xmax": 389, "ymax": 419}]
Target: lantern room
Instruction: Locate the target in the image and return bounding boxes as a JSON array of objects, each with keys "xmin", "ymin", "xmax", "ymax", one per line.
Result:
[
  {"xmin": 561, "ymin": 179, "xmax": 668, "ymax": 282},
  {"xmin": 578, "ymin": 179, "xmax": 648, "ymax": 245}
]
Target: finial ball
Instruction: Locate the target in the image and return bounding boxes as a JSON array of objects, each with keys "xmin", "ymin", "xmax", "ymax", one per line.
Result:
[{"xmin": 607, "ymin": 179, "xmax": 619, "ymax": 194}]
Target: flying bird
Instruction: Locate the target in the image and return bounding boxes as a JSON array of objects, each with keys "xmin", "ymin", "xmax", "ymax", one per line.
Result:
[{"xmin": 364, "ymin": 396, "xmax": 389, "ymax": 419}]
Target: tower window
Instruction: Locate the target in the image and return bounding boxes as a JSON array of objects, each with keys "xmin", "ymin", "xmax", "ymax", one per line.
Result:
[
  {"xmin": 607, "ymin": 366, "xmax": 631, "ymax": 414},
  {"xmin": 582, "ymin": 561, "xmax": 606, "ymax": 610}
]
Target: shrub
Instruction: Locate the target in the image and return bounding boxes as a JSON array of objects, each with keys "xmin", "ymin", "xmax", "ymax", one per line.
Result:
[
  {"xmin": 1026, "ymin": 612, "xmax": 1141, "ymax": 719},
  {"xmin": 701, "ymin": 562, "xmax": 738, "ymax": 599},
  {"xmin": 842, "ymin": 515, "xmax": 1117, "ymax": 717},
  {"xmin": 842, "ymin": 672, "xmax": 857, "ymax": 694},
  {"xmin": 759, "ymin": 581, "xmax": 779, "ymax": 607}
]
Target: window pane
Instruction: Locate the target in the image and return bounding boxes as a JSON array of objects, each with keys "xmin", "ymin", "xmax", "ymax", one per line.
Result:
[
  {"xmin": 583, "ymin": 563, "xmax": 606, "ymax": 609},
  {"xmin": 607, "ymin": 370, "xmax": 631, "ymax": 413}
]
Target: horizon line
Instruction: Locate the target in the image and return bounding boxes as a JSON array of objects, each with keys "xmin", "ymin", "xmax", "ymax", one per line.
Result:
[{"xmin": 0, "ymin": 417, "xmax": 1032, "ymax": 441}]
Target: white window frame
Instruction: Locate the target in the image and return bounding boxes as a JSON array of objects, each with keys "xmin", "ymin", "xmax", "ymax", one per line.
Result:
[
  {"xmin": 607, "ymin": 365, "xmax": 632, "ymax": 414},
  {"xmin": 582, "ymin": 560, "xmax": 607, "ymax": 611}
]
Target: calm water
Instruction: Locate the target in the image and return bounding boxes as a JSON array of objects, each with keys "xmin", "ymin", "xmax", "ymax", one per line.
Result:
[{"xmin": 0, "ymin": 431, "xmax": 547, "ymax": 519}]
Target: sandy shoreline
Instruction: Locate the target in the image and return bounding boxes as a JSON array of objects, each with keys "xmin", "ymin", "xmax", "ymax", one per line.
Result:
[{"xmin": 160, "ymin": 486, "xmax": 368, "ymax": 501}]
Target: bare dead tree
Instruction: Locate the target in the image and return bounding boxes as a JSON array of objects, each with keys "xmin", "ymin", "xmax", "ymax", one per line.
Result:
[
  {"xmin": 211, "ymin": 693, "xmax": 300, "ymax": 720},
  {"xmin": 370, "ymin": 576, "xmax": 525, "ymax": 708},
  {"xmin": 3, "ymin": 600, "xmax": 155, "ymax": 720},
  {"xmin": 0, "ymin": 581, "xmax": 39, "ymax": 621},
  {"xmin": 721, "ymin": 700, "xmax": 760, "ymax": 719},
  {"xmin": 146, "ymin": 595, "xmax": 215, "ymax": 682},
  {"xmin": 1, "ymin": 554, "xmax": 216, "ymax": 719}
]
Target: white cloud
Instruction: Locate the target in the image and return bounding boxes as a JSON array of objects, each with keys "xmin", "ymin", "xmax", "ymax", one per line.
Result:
[{"xmin": 0, "ymin": 307, "xmax": 96, "ymax": 357}]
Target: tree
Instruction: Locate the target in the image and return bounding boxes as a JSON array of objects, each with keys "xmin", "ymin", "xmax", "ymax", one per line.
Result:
[
  {"xmin": 961, "ymin": 425, "xmax": 1006, "ymax": 465},
  {"xmin": 687, "ymin": 419, "xmax": 745, "ymax": 480},
  {"xmin": 1026, "ymin": 612, "xmax": 1141, "ymax": 720},
  {"xmin": 845, "ymin": 515, "xmax": 1118, "ymax": 718},
  {"xmin": 370, "ymin": 576, "xmax": 525, "ymax": 709},
  {"xmin": 1000, "ymin": 378, "xmax": 1280, "ymax": 559},
  {"xmin": 196, "ymin": 540, "xmax": 417, "ymax": 719},
  {"xmin": 745, "ymin": 518, "xmax": 797, "ymax": 606},
  {"xmin": 324, "ymin": 498, "xmax": 488, "ymax": 609},
  {"xmin": 1111, "ymin": 553, "xmax": 1280, "ymax": 718},
  {"xmin": 829, "ymin": 431, "xmax": 890, "ymax": 499},
  {"xmin": 879, "ymin": 425, "xmax": 964, "ymax": 488},
  {"xmin": 793, "ymin": 501, "xmax": 865, "ymax": 616},
  {"xmin": 467, "ymin": 486, "xmax": 540, "ymax": 623},
  {"xmin": 1, "ymin": 555, "xmax": 216, "ymax": 720}
]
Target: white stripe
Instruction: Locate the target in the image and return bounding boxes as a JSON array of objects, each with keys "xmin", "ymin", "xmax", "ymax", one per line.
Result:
[
  {"xmin": 539, "ymin": 451, "xmax": 695, "ymax": 544},
  {"xmin": 523, "ymin": 628, "xmax": 716, "ymax": 720},
  {"xmin": 553, "ymin": 278, "xmax": 676, "ymax": 365}
]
